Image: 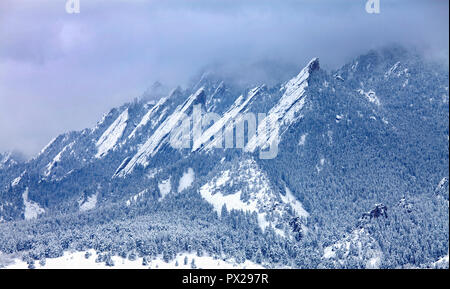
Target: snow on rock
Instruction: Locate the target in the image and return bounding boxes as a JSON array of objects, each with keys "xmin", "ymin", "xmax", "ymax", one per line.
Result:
[
  {"xmin": 118, "ymin": 88, "xmax": 205, "ymax": 176},
  {"xmin": 316, "ymin": 158, "xmax": 325, "ymax": 173},
  {"xmin": 193, "ymin": 86, "xmax": 262, "ymax": 151},
  {"xmin": 281, "ymin": 187, "xmax": 309, "ymax": 218},
  {"xmin": 246, "ymin": 58, "xmax": 319, "ymax": 153},
  {"xmin": 44, "ymin": 141, "xmax": 75, "ymax": 177},
  {"xmin": 125, "ymin": 190, "xmax": 147, "ymax": 206},
  {"xmin": 435, "ymin": 177, "xmax": 449, "ymax": 193},
  {"xmin": 112, "ymin": 157, "xmax": 131, "ymax": 178},
  {"xmin": 11, "ymin": 171, "xmax": 26, "ymax": 187},
  {"xmin": 95, "ymin": 109, "xmax": 129, "ymax": 158},
  {"xmin": 335, "ymin": 114, "xmax": 344, "ymax": 123},
  {"xmin": 11, "ymin": 176, "xmax": 21, "ymax": 187},
  {"xmin": 79, "ymin": 194, "xmax": 98, "ymax": 212},
  {"xmin": 178, "ymin": 168, "xmax": 195, "ymax": 193},
  {"xmin": 431, "ymin": 253, "xmax": 449, "ymax": 269},
  {"xmin": 22, "ymin": 188, "xmax": 45, "ymax": 220},
  {"xmin": 37, "ymin": 137, "xmax": 57, "ymax": 156},
  {"xmin": 127, "ymin": 97, "xmax": 168, "ymax": 140},
  {"xmin": 298, "ymin": 133, "xmax": 308, "ymax": 146},
  {"xmin": 357, "ymin": 89, "xmax": 381, "ymax": 106},
  {"xmin": 384, "ymin": 62, "xmax": 410, "ymax": 79},
  {"xmin": 158, "ymin": 178, "xmax": 172, "ymax": 200},
  {"xmin": 199, "ymin": 160, "xmax": 271, "ymax": 232}
]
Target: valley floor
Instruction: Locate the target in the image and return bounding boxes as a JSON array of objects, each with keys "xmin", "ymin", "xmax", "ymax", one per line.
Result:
[{"xmin": 1, "ymin": 249, "xmax": 265, "ymax": 269}]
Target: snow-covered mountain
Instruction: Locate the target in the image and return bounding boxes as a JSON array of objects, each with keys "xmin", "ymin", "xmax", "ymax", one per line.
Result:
[{"xmin": 0, "ymin": 47, "xmax": 448, "ymax": 269}]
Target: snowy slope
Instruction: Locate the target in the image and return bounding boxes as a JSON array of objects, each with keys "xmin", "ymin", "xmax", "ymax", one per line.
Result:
[
  {"xmin": 95, "ymin": 109, "xmax": 129, "ymax": 158},
  {"xmin": 323, "ymin": 228, "xmax": 383, "ymax": 269},
  {"xmin": 246, "ymin": 58, "xmax": 319, "ymax": 153}
]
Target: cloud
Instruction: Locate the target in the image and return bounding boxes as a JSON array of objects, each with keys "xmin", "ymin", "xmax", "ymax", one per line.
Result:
[{"xmin": 0, "ymin": 0, "xmax": 448, "ymax": 157}]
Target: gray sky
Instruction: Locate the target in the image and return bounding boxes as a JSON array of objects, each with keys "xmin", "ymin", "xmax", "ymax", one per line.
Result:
[{"xmin": 0, "ymin": 0, "xmax": 448, "ymax": 158}]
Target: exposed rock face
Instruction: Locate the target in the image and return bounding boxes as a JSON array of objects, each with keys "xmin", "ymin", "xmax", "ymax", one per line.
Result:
[{"xmin": 358, "ymin": 203, "xmax": 388, "ymax": 227}]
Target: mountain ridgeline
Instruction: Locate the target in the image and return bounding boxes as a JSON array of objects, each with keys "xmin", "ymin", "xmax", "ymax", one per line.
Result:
[{"xmin": 0, "ymin": 47, "xmax": 448, "ymax": 269}]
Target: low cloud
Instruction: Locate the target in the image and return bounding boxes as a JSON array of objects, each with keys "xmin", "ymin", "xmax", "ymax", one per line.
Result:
[{"xmin": 0, "ymin": 0, "xmax": 448, "ymax": 157}]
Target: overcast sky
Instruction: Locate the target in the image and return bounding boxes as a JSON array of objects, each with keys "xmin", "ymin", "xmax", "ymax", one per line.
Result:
[{"xmin": 0, "ymin": 0, "xmax": 448, "ymax": 158}]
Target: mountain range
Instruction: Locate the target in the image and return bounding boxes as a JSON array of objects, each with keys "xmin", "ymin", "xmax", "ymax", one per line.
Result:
[{"xmin": 0, "ymin": 46, "xmax": 448, "ymax": 269}]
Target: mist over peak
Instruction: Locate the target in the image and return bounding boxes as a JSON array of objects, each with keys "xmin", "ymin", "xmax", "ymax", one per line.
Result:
[{"xmin": 0, "ymin": 0, "xmax": 448, "ymax": 157}]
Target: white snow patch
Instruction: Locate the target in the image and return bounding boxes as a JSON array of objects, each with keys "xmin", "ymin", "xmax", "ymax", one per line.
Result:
[
  {"xmin": 298, "ymin": 133, "xmax": 307, "ymax": 146},
  {"xmin": 200, "ymin": 159, "xmax": 309, "ymax": 237},
  {"xmin": 385, "ymin": 61, "xmax": 401, "ymax": 78},
  {"xmin": 357, "ymin": 89, "xmax": 381, "ymax": 106},
  {"xmin": 22, "ymin": 188, "xmax": 45, "ymax": 220},
  {"xmin": 79, "ymin": 194, "xmax": 98, "ymax": 212},
  {"xmin": 178, "ymin": 168, "xmax": 195, "ymax": 193},
  {"xmin": 431, "ymin": 254, "xmax": 449, "ymax": 269},
  {"xmin": 147, "ymin": 168, "xmax": 159, "ymax": 179},
  {"xmin": 0, "ymin": 152, "xmax": 18, "ymax": 169},
  {"xmin": 436, "ymin": 177, "xmax": 448, "ymax": 192},
  {"xmin": 316, "ymin": 158, "xmax": 325, "ymax": 173},
  {"xmin": 128, "ymin": 97, "xmax": 168, "ymax": 139},
  {"xmin": 367, "ymin": 256, "xmax": 382, "ymax": 269},
  {"xmin": 95, "ymin": 109, "xmax": 129, "ymax": 158},
  {"xmin": 38, "ymin": 137, "xmax": 57, "ymax": 156},
  {"xmin": 193, "ymin": 86, "xmax": 261, "ymax": 151},
  {"xmin": 327, "ymin": 130, "xmax": 333, "ymax": 145},
  {"xmin": 334, "ymin": 74, "xmax": 344, "ymax": 81},
  {"xmin": 158, "ymin": 178, "xmax": 172, "ymax": 200},
  {"xmin": 323, "ymin": 246, "xmax": 336, "ymax": 259},
  {"xmin": 126, "ymin": 190, "xmax": 146, "ymax": 206},
  {"xmin": 402, "ymin": 79, "xmax": 409, "ymax": 88}
]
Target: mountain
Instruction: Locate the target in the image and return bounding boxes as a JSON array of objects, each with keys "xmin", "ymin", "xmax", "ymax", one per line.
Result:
[
  {"xmin": 0, "ymin": 47, "xmax": 448, "ymax": 269},
  {"xmin": 0, "ymin": 152, "xmax": 23, "ymax": 170}
]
